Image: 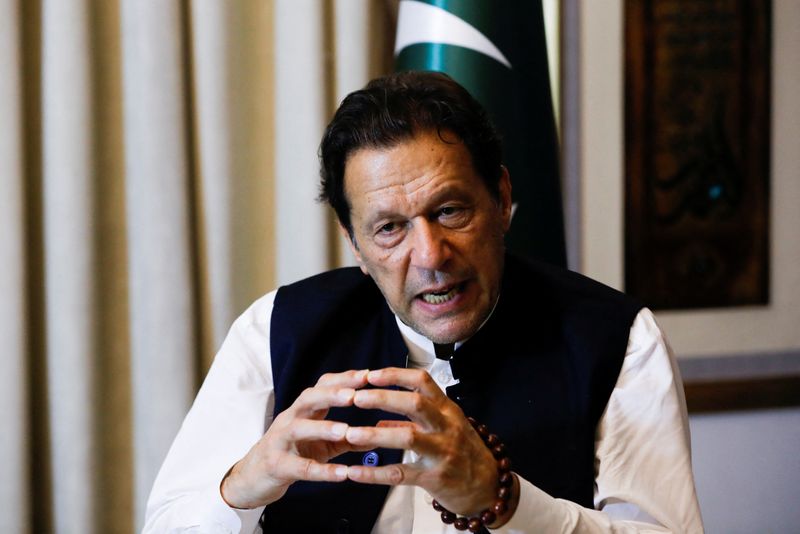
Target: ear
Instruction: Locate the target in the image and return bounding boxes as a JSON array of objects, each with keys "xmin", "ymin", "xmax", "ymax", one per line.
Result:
[
  {"xmin": 338, "ymin": 223, "xmax": 369, "ymax": 275},
  {"xmin": 498, "ymin": 165, "xmax": 513, "ymax": 232}
]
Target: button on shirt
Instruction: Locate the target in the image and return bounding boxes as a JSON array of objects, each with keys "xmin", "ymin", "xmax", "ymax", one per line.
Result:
[{"xmin": 143, "ymin": 291, "xmax": 704, "ymax": 533}]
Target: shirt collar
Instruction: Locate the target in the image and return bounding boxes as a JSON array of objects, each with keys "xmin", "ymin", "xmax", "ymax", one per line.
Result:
[{"xmin": 393, "ymin": 295, "xmax": 500, "ymax": 367}]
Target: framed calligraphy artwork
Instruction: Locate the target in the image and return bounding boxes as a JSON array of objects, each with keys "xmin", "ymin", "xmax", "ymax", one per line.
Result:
[{"xmin": 624, "ymin": 0, "xmax": 771, "ymax": 309}]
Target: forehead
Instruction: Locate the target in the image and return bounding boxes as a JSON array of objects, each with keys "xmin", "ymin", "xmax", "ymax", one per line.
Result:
[{"xmin": 343, "ymin": 131, "xmax": 483, "ymax": 210}]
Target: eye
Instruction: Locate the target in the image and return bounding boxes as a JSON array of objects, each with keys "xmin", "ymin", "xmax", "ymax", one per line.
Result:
[
  {"xmin": 435, "ymin": 204, "xmax": 471, "ymax": 228},
  {"xmin": 376, "ymin": 221, "xmax": 399, "ymax": 235},
  {"xmin": 372, "ymin": 220, "xmax": 405, "ymax": 248},
  {"xmin": 437, "ymin": 205, "xmax": 466, "ymax": 219}
]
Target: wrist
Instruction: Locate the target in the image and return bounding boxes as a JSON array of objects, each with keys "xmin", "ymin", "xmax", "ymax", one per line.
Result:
[
  {"xmin": 220, "ymin": 462, "xmax": 270, "ymax": 510},
  {"xmin": 220, "ymin": 460, "xmax": 289, "ymax": 510},
  {"xmin": 486, "ymin": 473, "xmax": 520, "ymax": 529},
  {"xmin": 220, "ymin": 463, "xmax": 248, "ymax": 510}
]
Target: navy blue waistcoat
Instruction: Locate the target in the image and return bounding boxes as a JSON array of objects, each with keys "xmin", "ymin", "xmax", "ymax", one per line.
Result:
[{"xmin": 260, "ymin": 254, "xmax": 642, "ymax": 533}]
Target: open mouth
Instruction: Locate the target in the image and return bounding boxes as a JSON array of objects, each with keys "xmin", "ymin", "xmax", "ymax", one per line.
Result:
[{"xmin": 419, "ymin": 283, "xmax": 464, "ymax": 305}]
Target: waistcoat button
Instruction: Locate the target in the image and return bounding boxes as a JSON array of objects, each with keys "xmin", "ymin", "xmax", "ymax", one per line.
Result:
[{"xmin": 362, "ymin": 451, "xmax": 379, "ymax": 466}]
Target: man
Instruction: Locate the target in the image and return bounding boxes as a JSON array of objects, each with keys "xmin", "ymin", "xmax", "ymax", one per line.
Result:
[{"xmin": 144, "ymin": 72, "xmax": 703, "ymax": 533}]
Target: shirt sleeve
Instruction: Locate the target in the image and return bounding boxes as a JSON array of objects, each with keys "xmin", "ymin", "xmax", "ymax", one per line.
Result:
[
  {"xmin": 489, "ymin": 308, "xmax": 704, "ymax": 533},
  {"xmin": 142, "ymin": 291, "xmax": 277, "ymax": 534}
]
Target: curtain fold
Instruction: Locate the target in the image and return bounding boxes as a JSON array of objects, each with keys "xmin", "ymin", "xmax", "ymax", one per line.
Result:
[
  {"xmin": 41, "ymin": 1, "xmax": 97, "ymax": 531},
  {"xmin": 120, "ymin": 0, "xmax": 199, "ymax": 524},
  {"xmin": 274, "ymin": 0, "xmax": 331, "ymax": 285},
  {"xmin": 191, "ymin": 1, "xmax": 276, "ymax": 357},
  {"xmin": 0, "ymin": 1, "xmax": 395, "ymax": 531},
  {"xmin": 90, "ymin": 1, "xmax": 134, "ymax": 530},
  {"xmin": 0, "ymin": 0, "xmax": 29, "ymax": 531}
]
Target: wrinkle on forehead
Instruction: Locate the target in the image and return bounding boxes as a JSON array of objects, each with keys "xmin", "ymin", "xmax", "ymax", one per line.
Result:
[
  {"xmin": 363, "ymin": 172, "xmax": 453, "ymax": 209},
  {"xmin": 361, "ymin": 145, "xmax": 449, "ymax": 186},
  {"xmin": 349, "ymin": 139, "xmax": 471, "ymax": 211}
]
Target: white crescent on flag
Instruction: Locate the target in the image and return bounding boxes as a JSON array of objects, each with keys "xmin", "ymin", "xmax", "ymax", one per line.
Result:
[{"xmin": 394, "ymin": 0, "xmax": 512, "ymax": 69}]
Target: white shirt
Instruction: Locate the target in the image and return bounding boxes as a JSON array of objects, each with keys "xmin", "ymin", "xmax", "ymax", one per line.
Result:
[{"xmin": 143, "ymin": 291, "xmax": 704, "ymax": 533}]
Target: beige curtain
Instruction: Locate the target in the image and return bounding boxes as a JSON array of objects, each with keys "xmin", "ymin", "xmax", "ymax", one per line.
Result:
[{"xmin": 0, "ymin": 1, "xmax": 395, "ymax": 532}]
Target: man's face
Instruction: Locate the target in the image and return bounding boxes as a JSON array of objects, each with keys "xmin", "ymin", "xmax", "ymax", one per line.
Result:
[{"xmin": 342, "ymin": 130, "xmax": 512, "ymax": 344}]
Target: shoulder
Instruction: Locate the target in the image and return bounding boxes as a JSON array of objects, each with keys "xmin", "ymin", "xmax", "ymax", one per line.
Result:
[
  {"xmin": 222, "ymin": 268, "xmax": 380, "ymax": 344},
  {"xmin": 230, "ymin": 289, "xmax": 278, "ymax": 333},
  {"xmin": 275, "ymin": 266, "xmax": 376, "ymax": 302},
  {"xmin": 504, "ymin": 253, "xmax": 642, "ymax": 317},
  {"xmin": 222, "ymin": 268, "xmax": 382, "ymax": 371},
  {"xmin": 271, "ymin": 266, "xmax": 385, "ymax": 337},
  {"xmin": 233, "ymin": 267, "xmax": 373, "ymax": 328}
]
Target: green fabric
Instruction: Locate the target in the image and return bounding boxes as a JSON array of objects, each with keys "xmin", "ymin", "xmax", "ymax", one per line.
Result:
[{"xmin": 406, "ymin": 0, "xmax": 495, "ymax": 31}]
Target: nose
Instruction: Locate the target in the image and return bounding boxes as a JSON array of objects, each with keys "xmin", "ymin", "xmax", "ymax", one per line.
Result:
[{"xmin": 409, "ymin": 219, "xmax": 450, "ymax": 271}]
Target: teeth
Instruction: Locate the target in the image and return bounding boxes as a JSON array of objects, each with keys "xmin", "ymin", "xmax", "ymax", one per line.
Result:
[{"xmin": 421, "ymin": 286, "xmax": 458, "ymax": 304}]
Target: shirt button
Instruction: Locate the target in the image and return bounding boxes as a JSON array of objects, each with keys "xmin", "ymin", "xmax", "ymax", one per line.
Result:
[{"xmin": 362, "ymin": 451, "xmax": 379, "ymax": 466}]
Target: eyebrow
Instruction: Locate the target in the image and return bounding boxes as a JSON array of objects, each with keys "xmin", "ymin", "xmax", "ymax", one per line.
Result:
[
  {"xmin": 427, "ymin": 185, "xmax": 473, "ymax": 207},
  {"xmin": 364, "ymin": 208, "xmax": 400, "ymax": 226},
  {"xmin": 361, "ymin": 185, "xmax": 474, "ymax": 229}
]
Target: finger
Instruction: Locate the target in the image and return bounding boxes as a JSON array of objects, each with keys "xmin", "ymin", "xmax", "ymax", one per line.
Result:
[
  {"xmin": 347, "ymin": 463, "xmax": 422, "ymax": 486},
  {"xmin": 367, "ymin": 367, "xmax": 440, "ymax": 396},
  {"xmin": 353, "ymin": 388, "xmax": 444, "ymax": 427},
  {"xmin": 281, "ymin": 455, "xmax": 350, "ymax": 483},
  {"xmin": 284, "ymin": 419, "xmax": 349, "ymax": 443},
  {"xmin": 338, "ymin": 442, "xmax": 376, "ymax": 453},
  {"xmin": 376, "ymin": 420, "xmax": 415, "ymax": 428},
  {"xmin": 289, "ymin": 385, "xmax": 356, "ymax": 417},
  {"xmin": 345, "ymin": 425, "xmax": 437, "ymax": 455},
  {"xmin": 315, "ymin": 369, "xmax": 370, "ymax": 388}
]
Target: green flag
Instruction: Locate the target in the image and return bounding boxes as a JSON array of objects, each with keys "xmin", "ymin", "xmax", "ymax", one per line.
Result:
[{"xmin": 395, "ymin": 0, "xmax": 566, "ymax": 267}]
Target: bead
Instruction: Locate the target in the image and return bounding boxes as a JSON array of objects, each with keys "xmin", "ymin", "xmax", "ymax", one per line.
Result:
[
  {"xmin": 492, "ymin": 500, "xmax": 508, "ymax": 515},
  {"xmin": 477, "ymin": 424, "xmax": 489, "ymax": 437},
  {"xmin": 441, "ymin": 511, "xmax": 456, "ymax": 524},
  {"xmin": 499, "ymin": 472, "xmax": 513, "ymax": 487},
  {"xmin": 468, "ymin": 518, "xmax": 483, "ymax": 532},
  {"xmin": 497, "ymin": 486, "xmax": 511, "ymax": 501},
  {"xmin": 498, "ymin": 457, "xmax": 512, "ymax": 472},
  {"xmin": 454, "ymin": 517, "xmax": 469, "ymax": 530},
  {"xmin": 432, "ymin": 500, "xmax": 443, "ymax": 512},
  {"xmin": 467, "ymin": 416, "xmax": 478, "ymax": 428},
  {"xmin": 480, "ymin": 510, "xmax": 497, "ymax": 525},
  {"xmin": 492, "ymin": 443, "xmax": 507, "ymax": 458},
  {"xmin": 487, "ymin": 433, "xmax": 500, "ymax": 447}
]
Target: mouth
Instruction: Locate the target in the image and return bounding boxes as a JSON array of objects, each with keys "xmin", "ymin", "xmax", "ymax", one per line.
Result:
[{"xmin": 417, "ymin": 282, "xmax": 465, "ymax": 305}]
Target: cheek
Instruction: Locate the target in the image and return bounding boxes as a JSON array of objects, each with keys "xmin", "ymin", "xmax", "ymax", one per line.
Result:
[
  {"xmin": 372, "ymin": 258, "xmax": 412, "ymax": 297},
  {"xmin": 362, "ymin": 252, "xmax": 399, "ymax": 282},
  {"xmin": 374, "ymin": 263, "xmax": 402, "ymax": 288},
  {"xmin": 366, "ymin": 243, "xmax": 406, "ymax": 271}
]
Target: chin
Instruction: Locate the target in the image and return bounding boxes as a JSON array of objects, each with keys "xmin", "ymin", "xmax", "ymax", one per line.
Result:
[{"xmin": 424, "ymin": 320, "xmax": 481, "ymax": 345}]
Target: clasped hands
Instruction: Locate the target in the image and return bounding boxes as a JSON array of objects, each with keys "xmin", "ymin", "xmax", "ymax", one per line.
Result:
[{"xmin": 221, "ymin": 367, "xmax": 515, "ymax": 524}]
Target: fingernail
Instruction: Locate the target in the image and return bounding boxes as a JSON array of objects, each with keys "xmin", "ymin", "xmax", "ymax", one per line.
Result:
[
  {"xmin": 335, "ymin": 466, "xmax": 348, "ymax": 478},
  {"xmin": 331, "ymin": 423, "xmax": 347, "ymax": 438},
  {"xmin": 353, "ymin": 390, "xmax": 368, "ymax": 404},
  {"xmin": 368, "ymin": 369, "xmax": 382, "ymax": 379},
  {"xmin": 338, "ymin": 388, "xmax": 354, "ymax": 402},
  {"xmin": 347, "ymin": 427, "xmax": 367, "ymax": 440}
]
